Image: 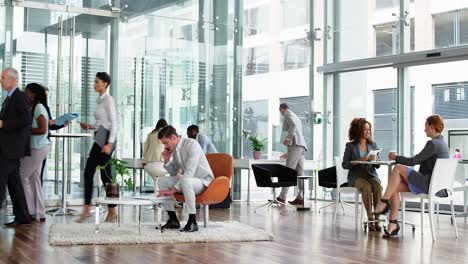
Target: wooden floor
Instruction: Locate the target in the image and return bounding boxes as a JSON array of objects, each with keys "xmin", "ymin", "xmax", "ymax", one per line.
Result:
[{"xmin": 1, "ymin": 201, "xmax": 467, "ymax": 264}]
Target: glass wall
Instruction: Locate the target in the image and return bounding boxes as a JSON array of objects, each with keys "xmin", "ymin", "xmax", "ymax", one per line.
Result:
[
  {"xmin": 406, "ymin": 60, "xmax": 468, "ymax": 205},
  {"xmin": 21, "ymin": 0, "xmax": 113, "ymax": 10},
  {"xmin": 4, "ymin": 0, "xmax": 467, "ymax": 208},
  {"xmin": 8, "ymin": 6, "xmax": 112, "ymax": 201},
  {"xmin": 325, "ymin": 0, "xmax": 468, "ymax": 209},
  {"xmin": 1, "ymin": 0, "xmax": 237, "ymax": 202},
  {"xmin": 241, "ymin": 0, "xmax": 322, "ymax": 201},
  {"xmin": 329, "ymin": 68, "xmax": 397, "ymax": 190},
  {"xmin": 0, "ymin": 4, "xmax": 5, "ymax": 70},
  {"xmin": 118, "ymin": 0, "xmax": 236, "ymax": 191}
]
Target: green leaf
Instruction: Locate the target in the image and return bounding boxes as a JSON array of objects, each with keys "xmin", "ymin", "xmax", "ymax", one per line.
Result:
[
  {"xmin": 95, "ymin": 158, "xmax": 132, "ymax": 187},
  {"xmin": 248, "ymin": 136, "xmax": 267, "ymax": 151}
]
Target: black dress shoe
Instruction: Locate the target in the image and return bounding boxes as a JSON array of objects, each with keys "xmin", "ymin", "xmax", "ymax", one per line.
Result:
[
  {"xmin": 4, "ymin": 221, "xmax": 32, "ymax": 227},
  {"xmin": 161, "ymin": 219, "xmax": 180, "ymax": 230},
  {"xmin": 181, "ymin": 221, "xmax": 199, "ymax": 232},
  {"xmin": 31, "ymin": 215, "xmax": 46, "ymax": 222}
]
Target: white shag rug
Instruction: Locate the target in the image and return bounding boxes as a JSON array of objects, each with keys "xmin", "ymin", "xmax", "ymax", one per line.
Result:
[{"xmin": 49, "ymin": 222, "xmax": 273, "ymax": 246}]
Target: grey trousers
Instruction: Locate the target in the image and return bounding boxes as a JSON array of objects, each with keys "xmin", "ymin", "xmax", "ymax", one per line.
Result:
[
  {"xmin": 279, "ymin": 145, "xmax": 305, "ymax": 200},
  {"xmin": 158, "ymin": 176, "xmax": 206, "ymax": 214},
  {"xmin": 20, "ymin": 145, "xmax": 50, "ymax": 219}
]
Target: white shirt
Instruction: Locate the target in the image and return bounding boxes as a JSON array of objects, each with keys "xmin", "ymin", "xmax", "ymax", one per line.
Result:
[
  {"xmin": 94, "ymin": 93, "xmax": 117, "ymax": 143},
  {"xmin": 164, "ymin": 138, "xmax": 214, "ymax": 190}
]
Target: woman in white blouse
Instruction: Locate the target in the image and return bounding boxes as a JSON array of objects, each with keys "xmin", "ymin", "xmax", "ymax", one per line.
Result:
[{"xmin": 76, "ymin": 72, "xmax": 118, "ymax": 223}]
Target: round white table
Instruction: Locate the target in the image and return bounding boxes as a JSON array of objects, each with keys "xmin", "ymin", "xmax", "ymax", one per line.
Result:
[
  {"xmin": 94, "ymin": 197, "xmax": 152, "ymax": 235},
  {"xmin": 47, "ymin": 133, "xmax": 92, "ymax": 216},
  {"xmin": 94, "ymin": 196, "xmax": 173, "ymax": 234}
]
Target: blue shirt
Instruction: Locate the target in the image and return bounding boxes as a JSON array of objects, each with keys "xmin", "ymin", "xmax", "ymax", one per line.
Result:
[
  {"xmin": 7, "ymin": 87, "xmax": 18, "ymax": 97},
  {"xmin": 196, "ymin": 133, "xmax": 218, "ymax": 154}
]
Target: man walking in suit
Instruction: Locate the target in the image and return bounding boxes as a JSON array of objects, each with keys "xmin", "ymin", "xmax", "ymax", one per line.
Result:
[
  {"xmin": 0, "ymin": 68, "xmax": 33, "ymax": 226},
  {"xmin": 158, "ymin": 125, "xmax": 214, "ymax": 232},
  {"xmin": 278, "ymin": 103, "xmax": 307, "ymax": 206}
]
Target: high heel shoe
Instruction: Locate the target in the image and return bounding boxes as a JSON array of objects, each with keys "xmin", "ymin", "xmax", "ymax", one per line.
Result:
[
  {"xmin": 374, "ymin": 199, "xmax": 391, "ymax": 215},
  {"xmin": 75, "ymin": 214, "xmax": 91, "ymax": 223},
  {"xmin": 383, "ymin": 219, "xmax": 400, "ymax": 238}
]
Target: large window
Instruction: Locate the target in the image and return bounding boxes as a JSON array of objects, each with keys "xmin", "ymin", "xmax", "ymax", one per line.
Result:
[
  {"xmin": 433, "ymin": 82, "xmax": 468, "ymax": 119},
  {"xmin": 433, "ymin": 9, "xmax": 468, "ymax": 48},
  {"xmin": 281, "ymin": 38, "xmax": 309, "ymax": 70},
  {"xmin": 434, "ymin": 12, "xmax": 456, "ymax": 48},
  {"xmin": 244, "ymin": 47, "xmax": 269, "ymax": 75},
  {"xmin": 373, "ymin": 87, "xmax": 415, "ymax": 156},
  {"xmin": 243, "ymin": 6, "xmax": 269, "ymax": 36},
  {"xmin": 376, "ymin": 0, "xmax": 396, "ymax": 9},
  {"xmin": 374, "ymin": 19, "xmax": 415, "ymax": 56},
  {"xmin": 282, "ymin": 0, "xmax": 310, "ymax": 28},
  {"xmin": 0, "ymin": 5, "xmax": 5, "ymax": 70}
]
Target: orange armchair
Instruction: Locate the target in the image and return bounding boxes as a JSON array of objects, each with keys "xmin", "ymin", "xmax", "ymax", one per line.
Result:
[{"xmin": 174, "ymin": 153, "xmax": 233, "ymax": 227}]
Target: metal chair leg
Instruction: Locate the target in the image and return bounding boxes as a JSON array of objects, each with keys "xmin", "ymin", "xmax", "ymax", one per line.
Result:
[
  {"xmin": 254, "ymin": 202, "xmax": 272, "ymax": 213},
  {"xmin": 318, "ymin": 201, "xmax": 338, "ymax": 213},
  {"xmin": 451, "ymin": 200, "xmax": 459, "ymax": 238},
  {"xmin": 203, "ymin": 204, "xmax": 209, "ymax": 228},
  {"xmin": 276, "ymin": 200, "xmax": 297, "ymax": 210}
]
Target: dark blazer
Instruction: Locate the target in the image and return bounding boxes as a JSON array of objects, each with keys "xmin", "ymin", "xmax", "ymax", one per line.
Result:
[
  {"xmin": 0, "ymin": 88, "xmax": 32, "ymax": 159},
  {"xmin": 342, "ymin": 141, "xmax": 380, "ymax": 187},
  {"xmin": 395, "ymin": 135, "xmax": 449, "ymax": 193}
]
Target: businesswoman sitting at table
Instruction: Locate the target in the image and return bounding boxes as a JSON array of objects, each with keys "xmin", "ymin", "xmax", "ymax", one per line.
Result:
[
  {"xmin": 20, "ymin": 83, "xmax": 51, "ymax": 222},
  {"xmin": 76, "ymin": 72, "xmax": 118, "ymax": 223},
  {"xmin": 342, "ymin": 118, "xmax": 383, "ymax": 231},
  {"xmin": 374, "ymin": 114, "xmax": 449, "ymax": 238}
]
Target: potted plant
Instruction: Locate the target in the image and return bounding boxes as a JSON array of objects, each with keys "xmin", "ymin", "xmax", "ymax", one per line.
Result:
[
  {"xmin": 248, "ymin": 136, "xmax": 267, "ymax": 160},
  {"xmin": 97, "ymin": 158, "xmax": 134, "ymax": 198}
]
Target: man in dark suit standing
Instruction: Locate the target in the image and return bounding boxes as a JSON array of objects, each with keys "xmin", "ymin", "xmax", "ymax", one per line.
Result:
[{"xmin": 0, "ymin": 68, "xmax": 32, "ymax": 226}]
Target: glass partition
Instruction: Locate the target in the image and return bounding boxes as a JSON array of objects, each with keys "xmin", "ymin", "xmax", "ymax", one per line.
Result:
[
  {"xmin": 408, "ymin": 60, "xmax": 468, "ymax": 206},
  {"xmin": 9, "ymin": 6, "xmax": 112, "ymax": 201},
  {"xmin": 0, "ymin": 4, "xmax": 5, "ymax": 70},
  {"xmin": 117, "ymin": 0, "xmax": 236, "ymax": 192},
  {"xmin": 329, "ymin": 68, "xmax": 398, "ymax": 201}
]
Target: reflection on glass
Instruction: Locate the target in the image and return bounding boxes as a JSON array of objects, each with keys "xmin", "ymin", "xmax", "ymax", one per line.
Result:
[
  {"xmin": 242, "ymin": 100, "xmax": 268, "ymax": 159},
  {"xmin": 434, "ymin": 12, "xmax": 456, "ymax": 48}
]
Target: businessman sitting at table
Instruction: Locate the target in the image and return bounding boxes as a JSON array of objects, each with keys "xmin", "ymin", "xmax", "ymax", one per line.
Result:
[{"xmin": 157, "ymin": 125, "xmax": 214, "ymax": 232}]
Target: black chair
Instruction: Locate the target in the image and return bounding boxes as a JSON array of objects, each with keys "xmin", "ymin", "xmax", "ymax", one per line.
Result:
[{"xmin": 251, "ymin": 164, "xmax": 297, "ymax": 213}]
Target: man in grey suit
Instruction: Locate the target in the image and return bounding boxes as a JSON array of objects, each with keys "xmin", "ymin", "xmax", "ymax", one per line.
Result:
[
  {"xmin": 158, "ymin": 125, "xmax": 214, "ymax": 232},
  {"xmin": 278, "ymin": 103, "xmax": 307, "ymax": 206},
  {"xmin": 187, "ymin": 124, "xmax": 218, "ymax": 154}
]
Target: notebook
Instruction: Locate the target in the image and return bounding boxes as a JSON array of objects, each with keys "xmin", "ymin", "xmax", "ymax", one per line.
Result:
[
  {"xmin": 94, "ymin": 126, "xmax": 110, "ymax": 148},
  {"xmin": 55, "ymin": 112, "xmax": 79, "ymax": 126}
]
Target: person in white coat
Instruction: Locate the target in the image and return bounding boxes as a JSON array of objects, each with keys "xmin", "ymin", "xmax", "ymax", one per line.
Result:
[
  {"xmin": 157, "ymin": 125, "xmax": 214, "ymax": 232},
  {"xmin": 143, "ymin": 119, "xmax": 168, "ymax": 193}
]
